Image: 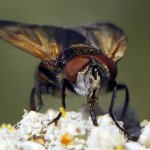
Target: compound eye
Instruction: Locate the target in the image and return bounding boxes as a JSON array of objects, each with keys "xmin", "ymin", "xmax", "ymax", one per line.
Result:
[{"xmin": 64, "ymin": 56, "xmax": 90, "ymax": 84}]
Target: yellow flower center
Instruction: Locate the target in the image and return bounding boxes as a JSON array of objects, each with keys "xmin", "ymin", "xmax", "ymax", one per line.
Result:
[
  {"xmin": 60, "ymin": 133, "xmax": 73, "ymax": 145},
  {"xmin": 0, "ymin": 123, "xmax": 13, "ymax": 132},
  {"xmin": 116, "ymin": 145, "xmax": 124, "ymax": 150}
]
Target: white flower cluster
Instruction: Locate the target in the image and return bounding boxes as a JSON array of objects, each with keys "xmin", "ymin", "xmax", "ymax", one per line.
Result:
[
  {"xmin": 138, "ymin": 120, "xmax": 150, "ymax": 148},
  {"xmin": 0, "ymin": 109, "xmax": 150, "ymax": 150}
]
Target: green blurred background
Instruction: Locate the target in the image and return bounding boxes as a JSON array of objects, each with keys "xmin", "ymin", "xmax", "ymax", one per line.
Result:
[{"xmin": 0, "ymin": 0, "xmax": 149, "ymax": 124}]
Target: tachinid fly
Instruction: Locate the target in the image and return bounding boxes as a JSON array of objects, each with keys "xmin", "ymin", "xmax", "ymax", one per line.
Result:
[{"xmin": 0, "ymin": 21, "xmax": 134, "ymax": 140}]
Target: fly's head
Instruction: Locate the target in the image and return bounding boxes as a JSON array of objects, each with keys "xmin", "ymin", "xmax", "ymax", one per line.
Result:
[
  {"xmin": 76, "ymin": 59, "xmax": 110, "ymax": 99},
  {"xmin": 64, "ymin": 56, "xmax": 110, "ymax": 98}
]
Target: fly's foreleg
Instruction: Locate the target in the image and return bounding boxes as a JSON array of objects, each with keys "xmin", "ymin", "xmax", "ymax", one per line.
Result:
[{"xmin": 30, "ymin": 64, "xmax": 59, "ymax": 112}]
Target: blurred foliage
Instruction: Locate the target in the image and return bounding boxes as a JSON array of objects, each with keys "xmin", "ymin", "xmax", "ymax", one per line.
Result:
[{"xmin": 0, "ymin": 0, "xmax": 150, "ymax": 124}]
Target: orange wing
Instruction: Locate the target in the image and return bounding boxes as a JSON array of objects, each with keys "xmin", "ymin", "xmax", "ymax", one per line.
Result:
[
  {"xmin": 0, "ymin": 21, "xmax": 127, "ymax": 63},
  {"xmin": 70, "ymin": 23, "xmax": 127, "ymax": 62},
  {"xmin": 0, "ymin": 20, "xmax": 85, "ymax": 63}
]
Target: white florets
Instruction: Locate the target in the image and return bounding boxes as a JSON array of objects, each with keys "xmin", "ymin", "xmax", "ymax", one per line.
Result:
[
  {"xmin": 138, "ymin": 120, "xmax": 150, "ymax": 148},
  {"xmin": 86, "ymin": 114, "xmax": 126, "ymax": 150},
  {"xmin": 0, "ymin": 109, "xmax": 150, "ymax": 150}
]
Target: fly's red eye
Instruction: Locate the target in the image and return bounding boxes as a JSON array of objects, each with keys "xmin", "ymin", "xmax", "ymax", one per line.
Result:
[{"xmin": 64, "ymin": 56, "xmax": 90, "ymax": 84}]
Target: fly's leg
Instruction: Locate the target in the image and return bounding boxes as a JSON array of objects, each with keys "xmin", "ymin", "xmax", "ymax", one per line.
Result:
[
  {"xmin": 116, "ymin": 84, "xmax": 129, "ymax": 119},
  {"xmin": 109, "ymin": 81, "xmax": 137, "ymax": 141},
  {"xmin": 30, "ymin": 63, "xmax": 59, "ymax": 112},
  {"xmin": 30, "ymin": 83, "xmax": 58, "ymax": 112},
  {"xmin": 30, "ymin": 66, "xmax": 44, "ymax": 112},
  {"xmin": 30, "ymin": 87, "xmax": 36, "ymax": 111},
  {"xmin": 48, "ymin": 79, "xmax": 66, "ymax": 125},
  {"xmin": 107, "ymin": 82, "xmax": 129, "ymax": 120}
]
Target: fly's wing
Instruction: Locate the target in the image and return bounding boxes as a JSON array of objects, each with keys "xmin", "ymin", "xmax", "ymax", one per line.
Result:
[
  {"xmin": 0, "ymin": 20, "xmax": 85, "ymax": 64},
  {"xmin": 70, "ymin": 23, "xmax": 127, "ymax": 62}
]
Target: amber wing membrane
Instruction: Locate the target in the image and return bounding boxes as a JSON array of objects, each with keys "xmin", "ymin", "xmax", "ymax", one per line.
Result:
[
  {"xmin": 0, "ymin": 20, "xmax": 85, "ymax": 63},
  {"xmin": 70, "ymin": 23, "xmax": 127, "ymax": 62},
  {"xmin": 0, "ymin": 21, "xmax": 127, "ymax": 63}
]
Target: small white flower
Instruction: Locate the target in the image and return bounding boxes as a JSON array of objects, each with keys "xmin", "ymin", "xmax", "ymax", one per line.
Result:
[
  {"xmin": 138, "ymin": 120, "xmax": 150, "ymax": 148},
  {"xmin": 86, "ymin": 115, "xmax": 126, "ymax": 150},
  {"xmin": 125, "ymin": 142, "xmax": 147, "ymax": 150},
  {"xmin": 22, "ymin": 141, "xmax": 46, "ymax": 150}
]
